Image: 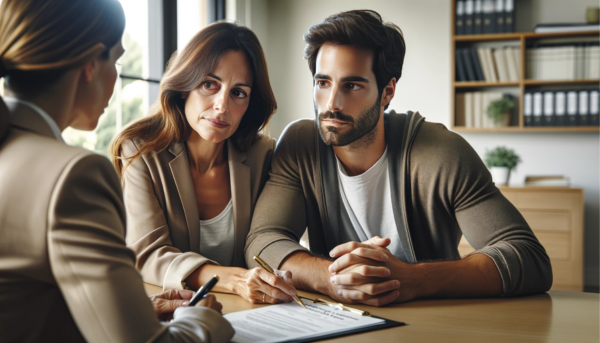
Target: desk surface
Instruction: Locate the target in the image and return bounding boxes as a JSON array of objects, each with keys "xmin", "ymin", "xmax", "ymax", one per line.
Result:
[{"xmin": 145, "ymin": 284, "xmax": 599, "ymax": 342}]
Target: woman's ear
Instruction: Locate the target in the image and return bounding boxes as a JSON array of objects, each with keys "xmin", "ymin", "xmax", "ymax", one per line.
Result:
[{"xmin": 81, "ymin": 59, "xmax": 97, "ymax": 83}]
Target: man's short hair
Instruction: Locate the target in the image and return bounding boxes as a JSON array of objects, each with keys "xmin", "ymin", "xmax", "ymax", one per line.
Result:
[{"xmin": 304, "ymin": 10, "xmax": 406, "ymax": 97}]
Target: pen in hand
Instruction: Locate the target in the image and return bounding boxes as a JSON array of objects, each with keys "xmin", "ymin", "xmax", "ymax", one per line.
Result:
[
  {"xmin": 253, "ymin": 255, "xmax": 307, "ymax": 309},
  {"xmin": 188, "ymin": 275, "xmax": 220, "ymax": 307}
]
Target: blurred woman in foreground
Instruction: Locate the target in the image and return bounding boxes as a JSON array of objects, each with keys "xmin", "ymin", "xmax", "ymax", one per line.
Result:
[{"xmin": 0, "ymin": 0, "xmax": 233, "ymax": 342}]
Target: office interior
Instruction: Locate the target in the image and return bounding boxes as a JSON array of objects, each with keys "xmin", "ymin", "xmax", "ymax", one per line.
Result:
[{"xmin": 2, "ymin": 0, "xmax": 596, "ymax": 292}]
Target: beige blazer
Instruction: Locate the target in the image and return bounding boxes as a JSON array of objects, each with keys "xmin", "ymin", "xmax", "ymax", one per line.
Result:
[
  {"xmin": 0, "ymin": 101, "xmax": 233, "ymax": 343},
  {"xmin": 122, "ymin": 134, "xmax": 275, "ymax": 290}
]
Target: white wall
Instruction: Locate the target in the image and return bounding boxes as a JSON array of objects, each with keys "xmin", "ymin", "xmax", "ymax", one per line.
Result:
[{"xmin": 252, "ymin": 0, "xmax": 599, "ymax": 289}]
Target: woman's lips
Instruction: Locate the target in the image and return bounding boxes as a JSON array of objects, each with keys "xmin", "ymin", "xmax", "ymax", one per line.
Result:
[{"xmin": 205, "ymin": 118, "xmax": 229, "ymax": 129}]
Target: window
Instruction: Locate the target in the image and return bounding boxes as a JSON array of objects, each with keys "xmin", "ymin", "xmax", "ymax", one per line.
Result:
[{"xmin": 1, "ymin": 0, "xmax": 211, "ymax": 156}]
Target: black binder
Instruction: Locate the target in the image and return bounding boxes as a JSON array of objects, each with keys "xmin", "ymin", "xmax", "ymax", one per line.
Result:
[
  {"xmin": 543, "ymin": 92, "xmax": 555, "ymax": 126},
  {"xmin": 465, "ymin": 0, "xmax": 474, "ymax": 35},
  {"xmin": 533, "ymin": 92, "xmax": 543, "ymax": 126},
  {"xmin": 456, "ymin": 49, "xmax": 467, "ymax": 81},
  {"xmin": 578, "ymin": 90, "xmax": 590, "ymax": 126},
  {"xmin": 554, "ymin": 91, "xmax": 567, "ymax": 126},
  {"xmin": 504, "ymin": 0, "xmax": 515, "ymax": 33},
  {"xmin": 567, "ymin": 91, "xmax": 578, "ymax": 126},
  {"xmin": 495, "ymin": 0, "xmax": 504, "ymax": 33},
  {"xmin": 590, "ymin": 90, "xmax": 599, "ymax": 126},
  {"xmin": 456, "ymin": 0, "xmax": 465, "ymax": 35},
  {"xmin": 461, "ymin": 49, "xmax": 477, "ymax": 81},
  {"xmin": 470, "ymin": 48, "xmax": 485, "ymax": 81},
  {"xmin": 474, "ymin": 0, "xmax": 483, "ymax": 34},
  {"xmin": 482, "ymin": 0, "xmax": 495, "ymax": 34},
  {"xmin": 523, "ymin": 92, "xmax": 533, "ymax": 127}
]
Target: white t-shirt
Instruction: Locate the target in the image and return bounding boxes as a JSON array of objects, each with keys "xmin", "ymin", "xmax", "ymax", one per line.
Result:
[
  {"xmin": 199, "ymin": 199, "xmax": 235, "ymax": 267},
  {"xmin": 337, "ymin": 147, "xmax": 402, "ymax": 257}
]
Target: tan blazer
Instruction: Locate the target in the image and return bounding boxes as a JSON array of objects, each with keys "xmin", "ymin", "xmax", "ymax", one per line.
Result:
[
  {"xmin": 0, "ymin": 101, "xmax": 234, "ymax": 343},
  {"xmin": 122, "ymin": 135, "xmax": 275, "ymax": 290}
]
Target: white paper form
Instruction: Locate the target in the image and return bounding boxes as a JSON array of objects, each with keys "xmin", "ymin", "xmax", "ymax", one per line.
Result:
[{"xmin": 224, "ymin": 298, "xmax": 384, "ymax": 343}]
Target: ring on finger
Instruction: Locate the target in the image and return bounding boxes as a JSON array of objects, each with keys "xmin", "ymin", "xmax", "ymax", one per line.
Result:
[{"xmin": 262, "ymin": 293, "xmax": 266, "ymax": 302}]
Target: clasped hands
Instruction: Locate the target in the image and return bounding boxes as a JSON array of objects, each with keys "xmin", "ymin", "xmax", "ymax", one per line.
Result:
[{"xmin": 325, "ymin": 236, "xmax": 416, "ymax": 306}]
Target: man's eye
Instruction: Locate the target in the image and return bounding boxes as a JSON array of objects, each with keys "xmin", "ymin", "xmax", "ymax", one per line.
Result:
[
  {"xmin": 346, "ymin": 83, "xmax": 361, "ymax": 90},
  {"xmin": 317, "ymin": 80, "xmax": 328, "ymax": 87}
]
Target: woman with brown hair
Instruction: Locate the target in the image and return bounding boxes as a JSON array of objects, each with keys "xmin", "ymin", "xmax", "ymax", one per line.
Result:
[
  {"xmin": 0, "ymin": 0, "xmax": 233, "ymax": 342},
  {"xmin": 110, "ymin": 22, "xmax": 298, "ymax": 304}
]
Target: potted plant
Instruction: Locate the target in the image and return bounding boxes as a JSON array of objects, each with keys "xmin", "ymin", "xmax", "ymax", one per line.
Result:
[
  {"xmin": 484, "ymin": 146, "xmax": 521, "ymax": 186},
  {"xmin": 486, "ymin": 97, "xmax": 514, "ymax": 127}
]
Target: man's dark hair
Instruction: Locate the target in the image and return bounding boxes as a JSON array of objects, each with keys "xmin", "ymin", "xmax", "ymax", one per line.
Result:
[{"xmin": 304, "ymin": 10, "xmax": 406, "ymax": 109}]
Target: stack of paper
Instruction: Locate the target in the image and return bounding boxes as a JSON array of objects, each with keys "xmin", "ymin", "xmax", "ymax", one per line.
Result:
[
  {"xmin": 524, "ymin": 176, "xmax": 570, "ymax": 187},
  {"xmin": 526, "ymin": 44, "xmax": 600, "ymax": 80}
]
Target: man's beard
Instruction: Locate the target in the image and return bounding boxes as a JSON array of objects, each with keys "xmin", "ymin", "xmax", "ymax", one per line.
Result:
[{"xmin": 315, "ymin": 96, "xmax": 381, "ymax": 148}]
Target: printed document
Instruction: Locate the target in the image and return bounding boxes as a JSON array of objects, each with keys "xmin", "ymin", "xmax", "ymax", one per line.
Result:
[{"xmin": 224, "ymin": 298, "xmax": 384, "ymax": 343}]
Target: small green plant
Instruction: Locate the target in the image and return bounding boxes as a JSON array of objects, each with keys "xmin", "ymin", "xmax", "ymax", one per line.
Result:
[
  {"xmin": 484, "ymin": 146, "xmax": 521, "ymax": 170},
  {"xmin": 486, "ymin": 97, "xmax": 514, "ymax": 125}
]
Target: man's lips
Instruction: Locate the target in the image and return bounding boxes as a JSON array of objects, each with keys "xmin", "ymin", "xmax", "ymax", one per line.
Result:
[
  {"xmin": 322, "ymin": 119, "xmax": 349, "ymax": 127},
  {"xmin": 204, "ymin": 118, "xmax": 229, "ymax": 129}
]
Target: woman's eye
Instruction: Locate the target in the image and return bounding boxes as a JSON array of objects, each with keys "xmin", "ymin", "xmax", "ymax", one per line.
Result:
[
  {"xmin": 203, "ymin": 81, "xmax": 217, "ymax": 89},
  {"xmin": 232, "ymin": 89, "xmax": 247, "ymax": 98}
]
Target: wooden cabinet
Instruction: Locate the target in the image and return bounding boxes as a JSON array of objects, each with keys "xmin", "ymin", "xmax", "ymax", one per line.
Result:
[{"xmin": 458, "ymin": 187, "xmax": 584, "ymax": 291}]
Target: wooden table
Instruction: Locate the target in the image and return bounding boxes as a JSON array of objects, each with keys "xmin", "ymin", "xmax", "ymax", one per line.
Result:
[{"xmin": 145, "ymin": 284, "xmax": 599, "ymax": 342}]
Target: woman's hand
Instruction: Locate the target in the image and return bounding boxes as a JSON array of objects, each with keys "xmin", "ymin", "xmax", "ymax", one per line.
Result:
[
  {"xmin": 150, "ymin": 289, "xmax": 195, "ymax": 321},
  {"xmin": 233, "ymin": 268, "xmax": 297, "ymax": 304},
  {"xmin": 150, "ymin": 289, "xmax": 224, "ymax": 322}
]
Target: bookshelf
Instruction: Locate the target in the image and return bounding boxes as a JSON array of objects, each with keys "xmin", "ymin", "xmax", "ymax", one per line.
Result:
[{"xmin": 450, "ymin": 0, "xmax": 600, "ymax": 133}]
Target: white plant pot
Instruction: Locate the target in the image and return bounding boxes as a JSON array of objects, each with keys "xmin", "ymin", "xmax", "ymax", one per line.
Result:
[{"xmin": 490, "ymin": 166, "xmax": 510, "ymax": 186}]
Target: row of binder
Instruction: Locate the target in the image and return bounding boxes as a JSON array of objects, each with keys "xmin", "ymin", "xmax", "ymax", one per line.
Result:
[
  {"xmin": 456, "ymin": 92, "xmax": 511, "ymax": 128},
  {"xmin": 456, "ymin": 47, "xmax": 520, "ymax": 82},
  {"xmin": 526, "ymin": 43, "xmax": 600, "ymax": 80},
  {"xmin": 524, "ymin": 90, "xmax": 599, "ymax": 126},
  {"xmin": 455, "ymin": 0, "xmax": 515, "ymax": 35}
]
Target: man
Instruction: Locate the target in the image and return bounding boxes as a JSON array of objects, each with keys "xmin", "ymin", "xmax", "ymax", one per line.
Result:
[{"xmin": 245, "ymin": 10, "xmax": 552, "ymax": 306}]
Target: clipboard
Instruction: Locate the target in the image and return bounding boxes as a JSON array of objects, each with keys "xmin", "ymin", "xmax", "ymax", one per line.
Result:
[
  {"xmin": 225, "ymin": 295, "xmax": 406, "ymax": 343},
  {"xmin": 283, "ymin": 296, "xmax": 405, "ymax": 343}
]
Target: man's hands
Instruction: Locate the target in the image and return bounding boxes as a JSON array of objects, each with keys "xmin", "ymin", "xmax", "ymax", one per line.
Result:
[
  {"xmin": 232, "ymin": 267, "xmax": 297, "ymax": 304},
  {"xmin": 150, "ymin": 289, "xmax": 223, "ymax": 322},
  {"xmin": 327, "ymin": 236, "xmax": 418, "ymax": 306}
]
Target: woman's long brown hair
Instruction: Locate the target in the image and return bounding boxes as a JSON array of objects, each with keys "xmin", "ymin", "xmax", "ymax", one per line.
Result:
[
  {"xmin": 110, "ymin": 22, "xmax": 277, "ymax": 178},
  {"xmin": 0, "ymin": 0, "xmax": 125, "ymax": 128}
]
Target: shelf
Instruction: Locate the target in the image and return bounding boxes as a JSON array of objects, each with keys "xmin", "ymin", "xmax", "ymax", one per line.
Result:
[
  {"xmin": 450, "ymin": 0, "xmax": 599, "ymax": 135},
  {"xmin": 454, "ymin": 80, "xmax": 599, "ymax": 87},
  {"xmin": 454, "ymin": 30, "xmax": 600, "ymax": 42},
  {"xmin": 452, "ymin": 126, "xmax": 599, "ymax": 133},
  {"xmin": 524, "ymin": 79, "xmax": 600, "ymax": 86},
  {"xmin": 454, "ymin": 33, "xmax": 522, "ymax": 42},
  {"xmin": 454, "ymin": 81, "xmax": 519, "ymax": 88}
]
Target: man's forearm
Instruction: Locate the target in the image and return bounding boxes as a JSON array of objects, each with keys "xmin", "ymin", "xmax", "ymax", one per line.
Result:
[
  {"xmin": 280, "ymin": 251, "xmax": 332, "ymax": 294},
  {"xmin": 409, "ymin": 253, "xmax": 503, "ymax": 299}
]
